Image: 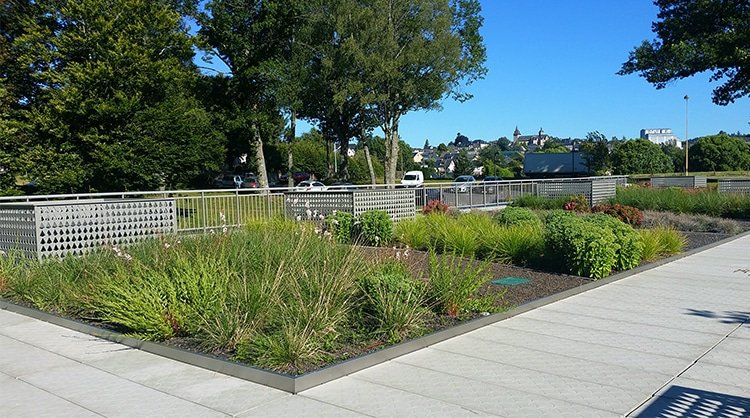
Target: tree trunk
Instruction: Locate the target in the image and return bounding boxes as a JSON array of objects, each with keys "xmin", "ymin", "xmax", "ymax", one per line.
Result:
[
  {"xmin": 364, "ymin": 144, "xmax": 376, "ymax": 185},
  {"xmin": 383, "ymin": 118, "xmax": 400, "ymax": 186},
  {"xmin": 287, "ymin": 109, "xmax": 295, "ymax": 188},
  {"xmin": 252, "ymin": 121, "xmax": 268, "ymax": 188},
  {"xmin": 339, "ymin": 136, "xmax": 350, "ymax": 180}
]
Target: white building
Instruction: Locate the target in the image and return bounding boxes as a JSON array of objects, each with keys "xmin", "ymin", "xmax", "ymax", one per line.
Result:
[{"xmin": 640, "ymin": 128, "xmax": 682, "ymax": 148}]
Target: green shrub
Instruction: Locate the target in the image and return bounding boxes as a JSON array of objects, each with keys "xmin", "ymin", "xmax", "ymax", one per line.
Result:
[
  {"xmin": 427, "ymin": 251, "xmax": 498, "ymax": 317},
  {"xmin": 358, "ymin": 210, "xmax": 393, "ymax": 246},
  {"xmin": 586, "ymin": 214, "xmax": 644, "ymax": 271},
  {"xmin": 543, "ymin": 211, "xmax": 617, "ymax": 279},
  {"xmin": 493, "ymin": 207, "xmax": 542, "ymax": 227},
  {"xmin": 591, "ymin": 203, "xmax": 644, "ymax": 226},
  {"xmin": 639, "ymin": 227, "xmax": 687, "ymax": 261},
  {"xmin": 327, "ymin": 211, "xmax": 355, "ymax": 244},
  {"xmin": 358, "ymin": 262, "xmax": 431, "ymax": 343}
]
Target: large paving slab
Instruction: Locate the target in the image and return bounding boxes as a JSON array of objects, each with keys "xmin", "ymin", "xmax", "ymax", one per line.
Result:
[{"xmin": 2, "ymin": 233, "xmax": 750, "ymax": 416}]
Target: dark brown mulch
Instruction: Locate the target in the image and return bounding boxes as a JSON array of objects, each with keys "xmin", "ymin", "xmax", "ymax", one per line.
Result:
[{"xmin": 683, "ymin": 231, "xmax": 733, "ymax": 251}]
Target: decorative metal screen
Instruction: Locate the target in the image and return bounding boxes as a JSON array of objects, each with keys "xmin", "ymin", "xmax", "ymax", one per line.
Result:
[
  {"xmin": 0, "ymin": 205, "xmax": 37, "ymax": 258},
  {"xmin": 285, "ymin": 190, "xmax": 415, "ymax": 222},
  {"xmin": 718, "ymin": 179, "xmax": 750, "ymax": 194},
  {"xmin": 352, "ymin": 189, "xmax": 416, "ymax": 222},
  {"xmin": 651, "ymin": 176, "xmax": 707, "ymax": 188},
  {"xmin": 0, "ymin": 199, "xmax": 176, "ymax": 259},
  {"xmin": 536, "ymin": 179, "xmax": 616, "ymax": 206}
]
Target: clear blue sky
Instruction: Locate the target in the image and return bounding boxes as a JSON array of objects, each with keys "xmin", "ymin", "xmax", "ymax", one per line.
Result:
[
  {"xmin": 203, "ymin": 1, "xmax": 750, "ymax": 148},
  {"xmin": 391, "ymin": 0, "xmax": 750, "ymax": 147}
]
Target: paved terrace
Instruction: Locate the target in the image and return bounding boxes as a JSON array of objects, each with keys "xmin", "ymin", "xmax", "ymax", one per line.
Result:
[{"xmin": 1, "ymin": 235, "xmax": 749, "ymax": 417}]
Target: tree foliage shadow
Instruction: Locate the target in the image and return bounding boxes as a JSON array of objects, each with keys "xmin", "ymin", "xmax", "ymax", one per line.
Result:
[
  {"xmin": 684, "ymin": 309, "xmax": 750, "ymax": 325},
  {"xmin": 636, "ymin": 385, "xmax": 750, "ymax": 417}
]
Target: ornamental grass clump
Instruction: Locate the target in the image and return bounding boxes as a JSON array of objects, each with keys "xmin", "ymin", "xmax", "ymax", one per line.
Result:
[
  {"xmin": 480, "ymin": 224, "xmax": 544, "ymax": 266},
  {"xmin": 613, "ymin": 185, "xmax": 750, "ymax": 219},
  {"xmin": 427, "ymin": 251, "xmax": 500, "ymax": 317},
  {"xmin": 393, "ymin": 216, "xmax": 431, "ymax": 250},
  {"xmin": 434, "ymin": 214, "xmax": 480, "ymax": 257},
  {"xmin": 512, "ymin": 195, "xmax": 571, "ymax": 210},
  {"xmin": 358, "ymin": 262, "xmax": 431, "ymax": 343},
  {"xmin": 640, "ymin": 211, "xmax": 741, "ymax": 234},
  {"xmin": 639, "ymin": 227, "xmax": 687, "ymax": 261}
]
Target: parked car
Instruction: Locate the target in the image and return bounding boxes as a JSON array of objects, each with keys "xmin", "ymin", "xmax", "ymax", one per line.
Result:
[
  {"xmin": 213, "ymin": 174, "xmax": 244, "ymax": 188},
  {"xmin": 451, "ymin": 175, "xmax": 476, "ymax": 193},
  {"xmin": 242, "ymin": 176, "xmax": 259, "ymax": 189},
  {"xmin": 480, "ymin": 175, "xmax": 501, "ymax": 193},
  {"xmin": 483, "ymin": 176, "xmax": 501, "ymax": 182},
  {"xmin": 400, "ymin": 170, "xmax": 424, "ymax": 187},
  {"xmin": 294, "ymin": 180, "xmax": 327, "ymax": 191},
  {"xmin": 293, "ymin": 171, "xmax": 311, "ymax": 184},
  {"xmin": 329, "ymin": 181, "xmax": 357, "ymax": 190}
]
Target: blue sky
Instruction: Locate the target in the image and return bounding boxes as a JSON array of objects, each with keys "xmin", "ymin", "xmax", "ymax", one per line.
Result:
[
  {"xmin": 201, "ymin": 1, "xmax": 750, "ymax": 148},
  {"xmin": 391, "ymin": 0, "xmax": 750, "ymax": 147}
]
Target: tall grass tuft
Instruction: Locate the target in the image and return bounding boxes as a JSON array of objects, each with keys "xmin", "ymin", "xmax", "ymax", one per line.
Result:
[
  {"xmin": 427, "ymin": 251, "xmax": 497, "ymax": 317},
  {"xmin": 639, "ymin": 227, "xmax": 687, "ymax": 261},
  {"xmin": 480, "ymin": 224, "xmax": 544, "ymax": 266},
  {"xmin": 613, "ymin": 185, "xmax": 750, "ymax": 219},
  {"xmin": 393, "ymin": 216, "xmax": 432, "ymax": 250}
]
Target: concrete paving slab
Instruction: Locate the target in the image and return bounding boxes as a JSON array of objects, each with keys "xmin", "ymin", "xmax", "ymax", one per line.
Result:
[
  {"xmin": 393, "ymin": 347, "xmax": 646, "ymax": 414},
  {"xmin": 0, "ymin": 334, "xmax": 81, "ymax": 378},
  {"xmin": 538, "ymin": 299, "xmax": 736, "ymax": 335},
  {"xmin": 680, "ymin": 362, "xmax": 750, "ymax": 391},
  {"xmin": 302, "ymin": 376, "xmax": 495, "ymax": 417},
  {"xmin": 0, "ymin": 372, "xmax": 101, "ymax": 418},
  {"xmin": 0, "ymin": 309, "xmax": 34, "ymax": 327},
  {"xmin": 20, "ymin": 364, "xmax": 228, "ymax": 417},
  {"xmin": 434, "ymin": 334, "xmax": 674, "ymax": 390},
  {"xmin": 730, "ymin": 324, "xmax": 750, "ymax": 340},
  {"xmin": 699, "ymin": 345, "xmax": 750, "ymax": 371},
  {"xmin": 353, "ymin": 361, "xmax": 620, "ymax": 418},
  {"xmin": 235, "ymin": 394, "xmax": 367, "ymax": 417}
]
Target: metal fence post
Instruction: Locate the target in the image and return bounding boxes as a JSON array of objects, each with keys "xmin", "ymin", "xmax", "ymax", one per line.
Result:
[{"xmin": 201, "ymin": 191, "xmax": 207, "ymax": 233}]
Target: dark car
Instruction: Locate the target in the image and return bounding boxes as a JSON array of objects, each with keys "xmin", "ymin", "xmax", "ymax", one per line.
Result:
[
  {"xmin": 242, "ymin": 176, "xmax": 259, "ymax": 189},
  {"xmin": 293, "ymin": 172, "xmax": 310, "ymax": 183}
]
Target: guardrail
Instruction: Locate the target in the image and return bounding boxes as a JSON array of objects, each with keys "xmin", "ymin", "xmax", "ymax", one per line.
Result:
[{"xmin": 0, "ymin": 176, "xmax": 627, "ymax": 232}]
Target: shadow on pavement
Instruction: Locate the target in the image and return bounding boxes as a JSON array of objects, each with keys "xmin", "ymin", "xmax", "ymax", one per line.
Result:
[
  {"xmin": 684, "ymin": 309, "xmax": 750, "ymax": 325},
  {"xmin": 636, "ymin": 385, "xmax": 750, "ymax": 417}
]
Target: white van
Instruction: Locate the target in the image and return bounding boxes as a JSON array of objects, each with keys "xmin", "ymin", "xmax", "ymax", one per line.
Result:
[{"xmin": 400, "ymin": 171, "xmax": 424, "ymax": 187}]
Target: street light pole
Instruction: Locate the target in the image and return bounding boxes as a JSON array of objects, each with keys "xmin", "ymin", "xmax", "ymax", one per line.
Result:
[{"xmin": 684, "ymin": 95, "xmax": 689, "ymax": 176}]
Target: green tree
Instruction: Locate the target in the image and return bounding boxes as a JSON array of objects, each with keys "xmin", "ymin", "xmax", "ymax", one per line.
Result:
[
  {"xmin": 611, "ymin": 139, "xmax": 673, "ymax": 175},
  {"xmin": 292, "ymin": 138, "xmax": 328, "ymax": 179},
  {"xmin": 620, "ymin": 0, "xmax": 750, "ymax": 105},
  {"xmin": 453, "ymin": 150, "xmax": 472, "ymax": 176},
  {"xmin": 580, "ymin": 131, "xmax": 610, "ymax": 175},
  {"xmin": 689, "ymin": 133, "xmax": 750, "ymax": 172},
  {"xmin": 5, "ymin": 0, "xmax": 223, "ymax": 193},
  {"xmin": 540, "ymin": 138, "xmax": 568, "ymax": 153},
  {"xmin": 437, "ymin": 143, "xmax": 449, "ymax": 153},
  {"xmin": 341, "ymin": 0, "xmax": 487, "ymax": 184},
  {"xmin": 661, "ymin": 143, "xmax": 684, "ymax": 173}
]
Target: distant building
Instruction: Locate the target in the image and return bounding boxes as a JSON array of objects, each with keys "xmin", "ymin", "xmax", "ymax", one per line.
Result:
[
  {"xmin": 513, "ymin": 126, "xmax": 551, "ymax": 152},
  {"xmin": 640, "ymin": 128, "xmax": 682, "ymax": 148}
]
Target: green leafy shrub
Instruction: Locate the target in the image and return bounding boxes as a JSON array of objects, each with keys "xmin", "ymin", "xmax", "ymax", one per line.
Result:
[
  {"xmin": 493, "ymin": 206, "xmax": 542, "ymax": 227},
  {"xmin": 358, "ymin": 262, "xmax": 431, "ymax": 343},
  {"xmin": 639, "ymin": 227, "xmax": 687, "ymax": 261},
  {"xmin": 543, "ymin": 210, "xmax": 617, "ymax": 279},
  {"xmin": 591, "ymin": 203, "xmax": 644, "ymax": 226},
  {"xmin": 358, "ymin": 210, "xmax": 393, "ymax": 246},
  {"xmin": 427, "ymin": 251, "xmax": 498, "ymax": 317},
  {"xmin": 327, "ymin": 211, "xmax": 355, "ymax": 244},
  {"xmin": 586, "ymin": 214, "xmax": 644, "ymax": 271},
  {"xmin": 422, "ymin": 199, "xmax": 449, "ymax": 215}
]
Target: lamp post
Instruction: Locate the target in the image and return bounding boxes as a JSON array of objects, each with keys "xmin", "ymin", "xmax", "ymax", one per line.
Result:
[{"xmin": 684, "ymin": 95, "xmax": 689, "ymax": 176}]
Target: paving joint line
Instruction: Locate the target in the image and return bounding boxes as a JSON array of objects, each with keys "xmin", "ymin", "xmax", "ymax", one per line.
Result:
[
  {"xmin": 0, "ymin": 369, "xmax": 106, "ymax": 417},
  {"xmin": 386, "ymin": 356, "xmax": 628, "ymax": 416},
  {"xmin": 624, "ymin": 318, "xmax": 748, "ymax": 417},
  {"xmin": 0, "ymin": 327, "xmax": 235, "ymax": 417}
]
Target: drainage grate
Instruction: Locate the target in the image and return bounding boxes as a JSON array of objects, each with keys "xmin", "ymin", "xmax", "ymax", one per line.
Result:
[{"xmin": 491, "ymin": 277, "xmax": 530, "ymax": 286}]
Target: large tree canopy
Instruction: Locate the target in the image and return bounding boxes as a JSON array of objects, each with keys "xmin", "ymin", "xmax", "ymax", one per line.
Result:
[
  {"xmin": 620, "ymin": 0, "xmax": 750, "ymax": 105},
  {"xmin": 689, "ymin": 133, "xmax": 750, "ymax": 171},
  {"xmin": 611, "ymin": 139, "xmax": 674, "ymax": 175}
]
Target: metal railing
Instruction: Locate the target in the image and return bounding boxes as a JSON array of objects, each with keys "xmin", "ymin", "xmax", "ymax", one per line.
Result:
[{"xmin": 0, "ymin": 176, "xmax": 627, "ymax": 232}]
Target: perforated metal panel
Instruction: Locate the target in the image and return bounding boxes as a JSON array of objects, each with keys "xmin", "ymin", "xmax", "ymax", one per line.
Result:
[
  {"xmin": 285, "ymin": 190, "xmax": 416, "ymax": 222},
  {"xmin": 718, "ymin": 179, "xmax": 750, "ymax": 194},
  {"xmin": 353, "ymin": 190, "xmax": 416, "ymax": 222},
  {"xmin": 0, "ymin": 205, "xmax": 37, "ymax": 258},
  {"xmin": 651, "ymin": 176, "xmax": 707, "ymax": 188},
  {"xmin": 0, "ymin": 199, "xmax": 176, "ymax": 259},
  {"xmin": 535, "ymin": 179, "xmax": 616, "ymax": 206}
]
